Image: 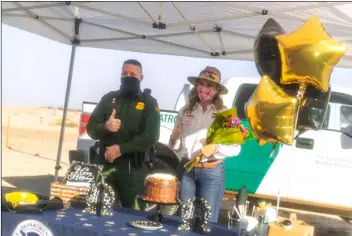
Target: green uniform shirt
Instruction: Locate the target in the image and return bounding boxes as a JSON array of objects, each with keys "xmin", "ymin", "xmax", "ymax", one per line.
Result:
[{"xmin": 87, "ymin": 90, "xmax": 160, "ymax": 157}]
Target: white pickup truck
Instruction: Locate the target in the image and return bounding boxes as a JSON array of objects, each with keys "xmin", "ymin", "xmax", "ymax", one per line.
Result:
[{"xmin": 71, "ymin": 77, "xmax": 352, "ymax": 219}]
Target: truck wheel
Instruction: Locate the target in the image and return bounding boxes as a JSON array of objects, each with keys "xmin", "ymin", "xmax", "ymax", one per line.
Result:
[{"xmin": 144, "ymin": 158, "xmax": 179, "ymax": 216}]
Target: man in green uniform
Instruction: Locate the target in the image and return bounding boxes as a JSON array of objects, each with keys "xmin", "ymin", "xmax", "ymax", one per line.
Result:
[{"xmin": 86, "ymin": 59, "xmax": 160, "ymax": 210}]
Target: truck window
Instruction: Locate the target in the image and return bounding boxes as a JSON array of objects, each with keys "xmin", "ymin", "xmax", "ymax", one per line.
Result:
[
  {"xmin": 322, "ymin": 105, "xmax": 331, "ymax": 129},
  {"xmin": 329, "ymin": 91, "xmax": 352, "ymax": 133},
  {"xmin": 340, "ymin": 105, "xmax": 352, "ymax": 135}
]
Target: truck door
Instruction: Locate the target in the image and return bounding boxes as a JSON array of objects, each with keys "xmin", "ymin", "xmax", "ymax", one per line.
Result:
[{"xmin": 288, "ymin": 92, "xmax": 352, "ymax": 208}]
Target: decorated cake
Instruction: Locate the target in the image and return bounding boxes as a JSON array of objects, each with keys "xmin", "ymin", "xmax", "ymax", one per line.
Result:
[{"xmin": 142, "ymin": 173, "xmax": 179, "ymax": 203}]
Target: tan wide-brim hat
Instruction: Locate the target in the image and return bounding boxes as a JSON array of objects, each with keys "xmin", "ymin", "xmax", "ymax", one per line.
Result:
[{"xmin": 187, "ymin": 66, "xmax": 228, "ymax": 95}]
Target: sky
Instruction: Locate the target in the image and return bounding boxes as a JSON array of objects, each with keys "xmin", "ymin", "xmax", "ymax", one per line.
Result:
[{"xmin": 2, "ymin": 23, "xmax": 352, "ymax": 110}]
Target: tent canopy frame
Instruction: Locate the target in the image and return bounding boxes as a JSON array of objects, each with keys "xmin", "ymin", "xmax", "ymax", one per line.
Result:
[{"xmin": 2, "ymin": 1, "xmax": 352, "ymax": 180}]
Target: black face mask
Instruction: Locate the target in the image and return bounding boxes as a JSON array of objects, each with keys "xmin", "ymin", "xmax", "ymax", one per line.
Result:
[{"xmin": 120, "ymin": 76, "xmax": 141, "ymax": 97}]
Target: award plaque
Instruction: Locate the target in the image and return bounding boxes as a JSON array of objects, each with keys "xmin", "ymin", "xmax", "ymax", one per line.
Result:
[
  {"xmin": 178, "ymin": 197, "xmax": 212, "ymax": 233},
  {"xmin": 83, "ymin": 179, "xmax": 115, "ymax": 216},
  {"xmin": 63, "ymin": 161, "xmax": 103, "ymax": 188}
]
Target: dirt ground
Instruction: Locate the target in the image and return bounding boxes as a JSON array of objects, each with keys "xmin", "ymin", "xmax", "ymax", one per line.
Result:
[
  {"xmin": 2, "ymin": 105, "xmax": 352, "ymax": 235},
  {"xmin": 2, "ymin": 105, "xmax": 79, "ymax": 192}
]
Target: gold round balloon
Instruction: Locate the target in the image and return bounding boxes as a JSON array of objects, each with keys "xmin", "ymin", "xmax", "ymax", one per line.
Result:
[
  {"xmin": 5, "ymin": 192, "xmax": 39, "ymax": 208},
  {"xmin": 245, "ymin": 75, "xmax": 299, "ymax": 145},
  {"xmin": 276, "ymin": 14, "xmax": 348, "ymax": 92}
]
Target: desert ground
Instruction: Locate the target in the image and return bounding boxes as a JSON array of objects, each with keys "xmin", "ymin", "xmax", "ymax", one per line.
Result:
[{"xmin": 2, "ymin": 105, "xmax": 352, "ymax": 235}]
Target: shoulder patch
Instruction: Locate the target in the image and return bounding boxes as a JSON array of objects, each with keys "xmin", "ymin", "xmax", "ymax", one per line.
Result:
[{"xmin": 155, "ymin": 105, "xmax": 160, "ymax": 113}]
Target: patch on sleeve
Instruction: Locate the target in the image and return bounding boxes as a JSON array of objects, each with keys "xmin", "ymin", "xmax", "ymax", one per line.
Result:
[{"xmin": 155, "ymin": 105, "xmax": 160, "ymax": 112}]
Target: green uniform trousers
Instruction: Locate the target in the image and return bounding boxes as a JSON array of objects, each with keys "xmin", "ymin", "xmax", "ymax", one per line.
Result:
[{"xmin": 100, "ymin": 157, "xmax": 147, "ymax": 210}]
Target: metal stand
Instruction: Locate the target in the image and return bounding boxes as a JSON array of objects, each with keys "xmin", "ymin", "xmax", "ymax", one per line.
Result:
[
  {"xmin": 137, "ymin": 195, "xmax": 180, "ymax": 223},
  {"xmin": 152, "ymin": 204, "xmax": 164, "ymax": 223}
]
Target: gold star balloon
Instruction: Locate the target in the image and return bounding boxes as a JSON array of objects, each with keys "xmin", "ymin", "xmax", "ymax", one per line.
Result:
[
  {"xmin": 276, "ymin": 14, "xmax": 348, "ymax": 93},
  {"xmin": 245, "ymin": 75, "xmax": 299, "ymax": 146}
]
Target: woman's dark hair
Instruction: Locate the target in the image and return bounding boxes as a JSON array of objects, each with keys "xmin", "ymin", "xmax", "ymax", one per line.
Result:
[{"xmin": 183, "ymin": 83, "xmax": 224, "ymax": 115}]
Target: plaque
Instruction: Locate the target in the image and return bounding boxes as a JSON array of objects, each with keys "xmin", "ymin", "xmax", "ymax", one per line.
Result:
[
  {"xmin": 178, "ymin": 197, "xmax": 212, "ymax": 233},
  {"xmin": 63, "ymin": 161, "xmax": 103, "ymax": 188},
  {"xmin": 83, "ymin": 180, "xmax": 115, "ymax": 216}
]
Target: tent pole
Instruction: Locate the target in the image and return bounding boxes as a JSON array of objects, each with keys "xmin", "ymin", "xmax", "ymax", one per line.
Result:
[
  {"xmin": 54, "ymin": 18, "xmax": 82, "ymax": 182},
  {"xmin": 54, "ymin": 43, "xmax": 77, "ymax": 181}
]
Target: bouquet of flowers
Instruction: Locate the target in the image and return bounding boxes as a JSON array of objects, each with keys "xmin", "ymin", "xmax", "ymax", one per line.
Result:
[{"xmin": 184, "ymin": 108, "xmax": 254, "ymax": 172}]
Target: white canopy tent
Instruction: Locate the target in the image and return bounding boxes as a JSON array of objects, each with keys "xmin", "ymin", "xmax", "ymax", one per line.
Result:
[{"xmin": 2, "ymin": 1, "xmax": 352, "ymax": 180}]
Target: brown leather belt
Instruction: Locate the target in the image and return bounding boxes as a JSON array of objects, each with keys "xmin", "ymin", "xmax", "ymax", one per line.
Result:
[{"xmin": 194, "ymin": 160, "xmax": 222, "ymax": 168}]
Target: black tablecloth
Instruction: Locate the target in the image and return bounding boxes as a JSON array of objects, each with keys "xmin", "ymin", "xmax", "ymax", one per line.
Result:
[{"xmin": 3, "ymin": 207, "xmax": 237, "ymax": 236}]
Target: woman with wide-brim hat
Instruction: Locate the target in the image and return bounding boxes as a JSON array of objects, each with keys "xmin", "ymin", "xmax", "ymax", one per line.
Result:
[{"xmin": 169, "ymin": 66, "xmax": 241, "ymax": 223}]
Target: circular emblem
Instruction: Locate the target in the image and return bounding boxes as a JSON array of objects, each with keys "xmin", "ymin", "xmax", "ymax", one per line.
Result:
[{"xmin": 12, "ymin": 220, "xmax": 54, "ymax": 236}]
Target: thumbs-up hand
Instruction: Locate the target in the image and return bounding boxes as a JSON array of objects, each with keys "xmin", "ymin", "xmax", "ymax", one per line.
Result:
[
  {"xmin": 104, "ymin": 109, "xmax": 121, "ymax": 132},
  {"xmin": 170, "ymin": 120, "xmax": 182, "ymax": 142}
]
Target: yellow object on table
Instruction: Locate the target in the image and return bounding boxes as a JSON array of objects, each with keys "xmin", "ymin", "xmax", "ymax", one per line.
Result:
[{"xmin": 5, "ymin": 192, "xmax": 39, "ymax": 208}]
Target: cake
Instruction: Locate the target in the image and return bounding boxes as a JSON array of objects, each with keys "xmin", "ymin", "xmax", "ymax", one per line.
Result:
[{"xmin": 142, "ymin": 173, "xmax": 179, "ymax": 203}]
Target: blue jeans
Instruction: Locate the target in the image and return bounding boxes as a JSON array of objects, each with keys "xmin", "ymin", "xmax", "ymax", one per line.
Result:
[{"xmin": 178, "ymin": 162, "xmax": 225, "ymax": 223}]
